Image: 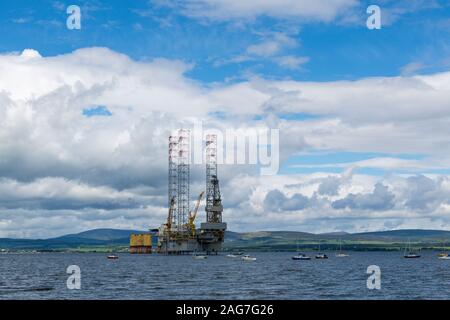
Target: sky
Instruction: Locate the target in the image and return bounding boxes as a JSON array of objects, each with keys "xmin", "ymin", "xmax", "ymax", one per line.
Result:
[{"xmin": 1, "ymin": 0, "xmax": 450, "ymax": 238}]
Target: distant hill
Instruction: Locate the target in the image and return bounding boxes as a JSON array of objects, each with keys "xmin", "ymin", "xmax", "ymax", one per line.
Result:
[
  {"xmin": 222, "ymin": 229, "xmax": 450, "ymax": 251},
  {"xmin": 54, "ymin": 228, "xmax": 145, "ymax": 241},
  {"xmin": 351, "ymin": 229, "xmax": 450, "ymax": 240},
  {"xmin": 1, "ymin": 228, "xmax": 450, "ymax": 251},
  {"xmin": 0, "ymin": 228, "xmax": 146, "ymax": 250}
]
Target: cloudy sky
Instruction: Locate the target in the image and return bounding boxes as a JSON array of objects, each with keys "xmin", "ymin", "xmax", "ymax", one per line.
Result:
[{"xmin": 1, "ymin": 0, "xmax": 450, "ymax": 238}]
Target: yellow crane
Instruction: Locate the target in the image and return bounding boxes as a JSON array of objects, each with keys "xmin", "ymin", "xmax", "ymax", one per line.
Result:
[{"xmin": 187, "ymin": 191, "xmax": 205, "ymax": 236}]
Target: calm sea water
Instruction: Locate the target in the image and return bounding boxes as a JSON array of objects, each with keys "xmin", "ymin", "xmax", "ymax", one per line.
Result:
[{"xmin": 0, "ymin": 251, "xmax": 449, "ymax": 300}]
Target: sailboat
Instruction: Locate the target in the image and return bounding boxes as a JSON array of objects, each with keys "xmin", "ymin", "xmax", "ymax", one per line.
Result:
[
  {"xmin": 335, "ymin": 239, "xmax": 349, "ymax": 257},
  {"xmin": 292, "ymin": 239, "xmax": 311, "ymax": 260},
  {"xmin": 403, "ymin": 239, "xmax": 421, "ymax": 259},
  {"xmin": 437, "ymin": 241, "xmax": 449, "ymax": 259},
  {"xmin": 315, "ymin": 242, "xmax": 328, "ymax": 259}
]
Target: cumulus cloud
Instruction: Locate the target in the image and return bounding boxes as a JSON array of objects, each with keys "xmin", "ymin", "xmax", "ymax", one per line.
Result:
[
  {"xmin": 264, "ymin": 189, "xmax": 312, "ymax": 212},
  {"xmin": 317, "ymin": 168, "xmax": 354, "ymax": 196},
  {"xmin": 403, "ymin": 175, "xmax": 450, "ymax": 212},
  {"xmin": 234, "ymin": 172, "xmax": 450, "ymax": 233},
  {"xmin": 331, "ymin": 183, "xmax": 396, "ymax": 211},
  {"xmin": 1, "ymin": 47, "xmax": 450, "ymax": 237}
]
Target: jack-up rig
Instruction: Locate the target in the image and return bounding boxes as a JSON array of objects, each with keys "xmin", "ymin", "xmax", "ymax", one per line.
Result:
[{"xmin": 157, "ymin": 131, "xmax": 227, "ymax": 255}]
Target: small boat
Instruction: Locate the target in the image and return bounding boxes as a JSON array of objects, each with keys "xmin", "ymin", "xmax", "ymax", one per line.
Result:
[
  {"xmin": 292, "ymin": 254, "xmax": 311, "ymax": 260},
  {"xmin": 437, "ymin": 241, "xmax": 449, "ymax": 259},
  {"xmin": 403, "ymin": 239, "xmax": 421, "ymax": 258},
  {"xmin": 192, "ymin": 252, "xmax": 207, "ymax": 260},
  {"xmin": 404, "ymin": 253, "xmax": 421, "ymax": 258},
  {"xmin": 226, "ymin": 254, "xmax": 238, "ymax": 258},
  {"xmin": 107, "ymin": 254, "xmax": 119, "ymax": 260},
  {"xmin": 315, "ymin": 242, "xmax": 328, "ymax": 259},
  {"xmin": 336, "ymin": 239, "xmax": 349, "ymax": 257},
  {"xmin": 292, "ymin": 239, "xmax": 311, "ymax": 260},
  {"xmin": 242, "ymin": 255, "xmax": 256, "ymax": 261}
]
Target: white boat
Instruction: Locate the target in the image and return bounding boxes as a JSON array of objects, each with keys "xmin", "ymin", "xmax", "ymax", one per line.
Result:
[
  {"xmin": 336, "ymin": 239, "xmax": 349, "ymax": 257},
  {"xmin": 226, "ymin": 254, "xmax": 238, "ymax": 258},
  {"xmin": 107, "ymin": 254, "xmax": 119, "ymax": 260},
  {"xmin": 403, "ymin": 239, "xmax": 421, "ymax": 259},
  {"xmin": 292, "ymin": 239, "xmax": 311, "ymax": 260},
  {"xmin": 404, "ymin": 253, "xmax": 421, "ymax": 258},
  {"xmin": 192, "ymin": 252, "xmax": 207, "ymax": 259},
  {"xmin": 242, "ymin": 255, "xmax": 256, "ymax": 261},
  {"xmin": 315, "ymin": 242, "xmax": 328, "ymax": 259},
  {"xmin": 292, "ymin": 254, "xmax": 311, "ymax": 260},
  {"xmin": 437, "ymin": 241, "xmax": 449, "ymax": 259}
]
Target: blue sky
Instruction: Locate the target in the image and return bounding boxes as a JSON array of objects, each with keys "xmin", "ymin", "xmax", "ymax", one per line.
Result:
[
  {"xmin": 1, "ymin": 0, "xmax": 449, "ymax": 83},
  {"xmin": 1, "ymin": 1, "xmax": 450, "ymax": 236}
]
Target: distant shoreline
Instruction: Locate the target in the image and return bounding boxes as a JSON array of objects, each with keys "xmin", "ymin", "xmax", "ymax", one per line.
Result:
[{"xmin": 1, "ymin": 228, "xmax": 450, "ymax": 253}]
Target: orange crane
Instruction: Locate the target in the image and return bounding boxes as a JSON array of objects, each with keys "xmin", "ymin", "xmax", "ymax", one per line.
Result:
[{"xmin": 187, "ymin": 191, "xmax": 205, "ymax": 236}]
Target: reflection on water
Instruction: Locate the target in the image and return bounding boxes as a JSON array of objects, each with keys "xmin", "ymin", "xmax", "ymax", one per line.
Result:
[{"xmin": 0, "ymin": 252, "xmax": 449, "ymax": 300}]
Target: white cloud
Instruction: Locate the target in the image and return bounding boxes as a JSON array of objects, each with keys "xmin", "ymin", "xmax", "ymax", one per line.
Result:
[
  {"xmin": 291, "ymin": 157, "xmax": 450, "ymax": 172},
  {"xmin": 228, "ymin": 172, "xmax": 450, "ymax": 233},
  {"xmin": 166, "ymin": 0, "xmax": 359, "ymax": 22},
  {"xmin": 1, "ymin": 47, "xmax": 450, "ymax": 237},
  {"xmin": 274, "ymin": 55, "xmax": 310, "ymax": 70},
  {"xmin": 246, "ymin": 33, "xmax": 297, "ymax": 57},
  {"xmin": 223, "ymin": 32, "xmax": 309, "ymax": 69},
  {"xmin": 400, "ymin": 62, "xmax": 427, "ymax": 76}
]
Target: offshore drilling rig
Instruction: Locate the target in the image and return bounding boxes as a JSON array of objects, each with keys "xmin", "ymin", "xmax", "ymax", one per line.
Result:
[{"xmin": 157, "ymin": 131, "xmax": 227, "ymax": 254}]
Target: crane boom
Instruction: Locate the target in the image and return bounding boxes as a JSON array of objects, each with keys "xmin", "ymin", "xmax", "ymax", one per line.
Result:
[
  {"xmin": 191, "ymin": 191, "xmax": 205, "ymax": 222},
  {"xmin": 187, "ymin": 191, "xmax": 204, "ymax": 236}
]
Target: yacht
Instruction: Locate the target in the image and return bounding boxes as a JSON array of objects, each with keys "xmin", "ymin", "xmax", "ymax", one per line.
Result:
[
  {"xmin": 242, "ymin": 255, "xmax": 257, "ymax": 261},
  {"xmin": 292, "ymin": 239, "xmax": 311, "ymax": 260},
  {"xmin": 315, "ymin": 242, "xmax": 328, "ymax": 259},
  {"xmin": 192, "ymin": 252, "xmax": 207, "ymax": 260},
  {"xmin": 437, "ymin": 241, "xmax": 449, "ymax": 259},
  {"xmin": 336, "ymin": 239, "xmax": 349, "ymax": 257},
  {"xmin": 292, "ymin": 254, "xmax": 311, "ymax": 260},
  {"xmin": 403, "ymin": 239, "xmax": 421, "ymax": 258}
]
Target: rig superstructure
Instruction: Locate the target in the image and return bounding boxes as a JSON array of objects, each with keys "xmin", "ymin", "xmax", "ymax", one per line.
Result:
[{"xmin": 157, "ymin": 131, "xmax": 226, "ymax": 254}]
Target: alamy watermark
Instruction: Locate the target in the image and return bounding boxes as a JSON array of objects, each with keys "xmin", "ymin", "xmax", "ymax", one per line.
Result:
[
  {"xmin": 66, "ymin": 5, "xmax": 81, "ymax": 30},
  {"xmin": 66, "ymin": 265, "xmax": 81, "ymax": 290},
  {"xmin": 181, "ymin": 121, "xmax": 279, "ymax": 176},
  {"xmin": 366, "ymin": 265, "xmax": 381, "ymax": 290},
  {"xmin": 367, "ymin": 5, "xmax": 382, "ymax": 30}
]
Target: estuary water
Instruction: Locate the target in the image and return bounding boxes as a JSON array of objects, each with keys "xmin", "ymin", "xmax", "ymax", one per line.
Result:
[{"xmin": 0, "ymin": 251, "xmax": 449, "ymax": 300}]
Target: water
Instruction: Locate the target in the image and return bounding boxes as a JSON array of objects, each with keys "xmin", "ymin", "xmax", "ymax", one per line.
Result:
[{"xmin": 0, "ymin": 251, "xmax": 449, "ymax": 300}]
